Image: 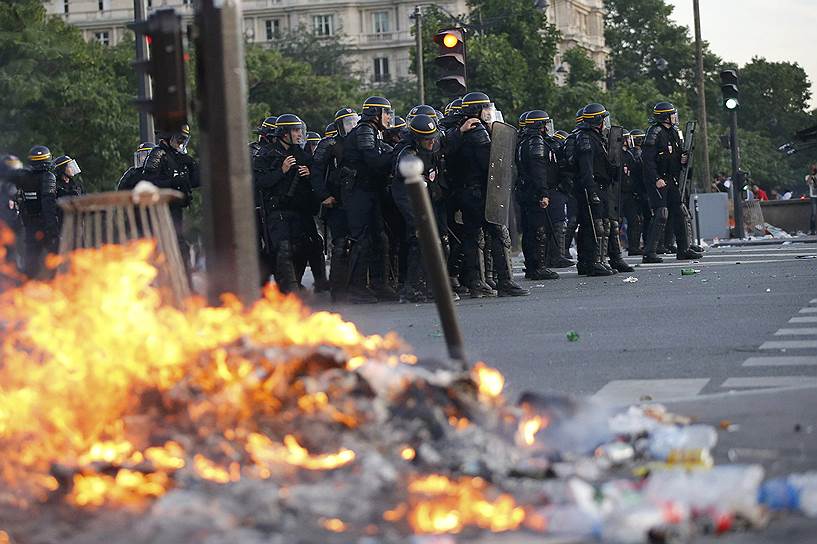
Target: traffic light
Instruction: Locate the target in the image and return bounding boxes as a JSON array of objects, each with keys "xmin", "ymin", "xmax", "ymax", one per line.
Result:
[
  {"xmin": 129, "ymin": 9, "xmax": 188, "ymax": 133},
  {"xmin": 433, "ymin": 28, "xmax": 466, "ymax": 97},
  {"xmin": 719, "ymin": 69, "xmax": 739, "ymax": 110}
]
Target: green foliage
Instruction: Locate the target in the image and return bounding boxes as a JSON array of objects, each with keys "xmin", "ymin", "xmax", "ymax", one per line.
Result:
[
  {"xmin": 0, "ymin": 0, "xmax": 137, "ymax": 192},
  {"xmin": 563, "ymin": 47, "xmax": 604, "ymax": 87}
]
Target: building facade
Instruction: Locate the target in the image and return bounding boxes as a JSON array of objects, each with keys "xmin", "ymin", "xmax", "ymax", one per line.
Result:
[{"xmin": 45, "ymin": 0, "xmax": 608, "ymax": 84}]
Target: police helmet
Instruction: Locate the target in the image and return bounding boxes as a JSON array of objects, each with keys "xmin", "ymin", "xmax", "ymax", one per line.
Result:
[
  {"xmin": 334, "ymin": 107, "xmax": 359, "ymax": 137},
  {"xmin": 275, "ymin": 113, "xmax": 305, "ymax": 145},
  {"xmin": 306, "ymin": 132, "xmax": 322, "ymax": 143},
  {"xmin": 434, "ymin": 109, "xmax": 445, "ymax": 121},
  {"xmin": 461, "ymin": 91, "xmax": 492, "ymax": 118},
  {"xmin": 257, "ymin": 116, "xmax": 278, "ymax": 137},
  {"xmin": 446, "ymin": 98, "xmax": 464, "ymax": 116},
  {"xmin": 324, "ymin": 123, "xmax": 338, "ymax": 138},
  {"xmin": 134, "ymin": 142, "xmax": 156, "ymax": 168},
  {"xmin": 361, "ymin": 96, "xmax": 394, "ymax": 128},
  {"xmin": 651, "ymin": 102, "xmax": 678, "ymax": 125},
  {"xmin": 0, "ymin": 154, "xmax": 23, "ymax": 178},
  {"xmin": 553, "ymin": 130, "xmax": 570, "ymax": 142},
  {"xmin": 629, "ymin": 128, "xmax": 646, "ymax": 147},
  {"xmin": 27, "ymin": 145, "xmax": 52, "ymax": 170},
  {"xmin": 407, "ymin": 104, "xmax": 437, "ymax": 123},
  {"xmin": 525, "ymin": 110, "xmax": 554, "ymax": 135},
  {"xmin": 409, "ymin": 114, "xmax": 439, "ymax": 140},
  {"xmin": 581, "ymin": 103, "xmax": 610, "ymax": 130},
  {"xmin": 518, "ymin": 111, "xmax": 531, "ymax": 128},
  {"xmin": 54, "ymin": 155, "xmax": 81, "ymax": 178},
  {"xmin": 575, "ymin": 108, "xmax": 585, "ymax": 126}
]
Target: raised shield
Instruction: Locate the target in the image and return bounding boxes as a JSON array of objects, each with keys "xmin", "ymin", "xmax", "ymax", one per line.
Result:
[
  {"xmin": 607, "ymin": 125, "xmax": 624, "ymax": 221},
  {"xmin": 485, "ymin": 121, "xmax": 517, "ymax": 226},
  {"xmin": 678, "ymin": 120, "xmax": 697, "ymax": 196}
]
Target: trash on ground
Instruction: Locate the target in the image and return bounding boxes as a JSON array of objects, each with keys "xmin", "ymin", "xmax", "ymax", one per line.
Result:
[
  {"xmin": 622, "ymin": 276, "xmax": 638, "ymax": 283},
  {"xmin": 566, "ymin": 330, "xmax": 580, "ymax": 342},
  {"xmin": 681, "ymin": 268, "xmax": 701, "ymax": 276}
]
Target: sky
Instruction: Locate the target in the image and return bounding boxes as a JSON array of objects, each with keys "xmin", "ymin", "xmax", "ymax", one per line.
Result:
[{"xmin": 665, "ymin": 0, "xmax": 817, "ymax": 107}]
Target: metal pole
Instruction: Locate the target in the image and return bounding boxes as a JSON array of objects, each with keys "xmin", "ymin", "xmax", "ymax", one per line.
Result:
[
  {"xmin": 195, "ymin": 0, "xmax": 260, "ymax": 305},
  {"xmin": 729, "ymin": 109, "xmax": 744, "ymax": 239},
  {"xmin": 414, "ymin": 6, "xmax": 425, "ymax": 104},
  {"xmin": 693, "ymin": 193, "xmax": 701, "ymax": 246},
  {"xmin": 134, "ymin": 0, "xmax": 154, "ymax": 142},
  {"xmin": 399, "ymin": 155, "xmax": 466, "ymax": 366},
  {"xmin": 693, "ymin": 0, "xmax": 711, "ymax": 193}
]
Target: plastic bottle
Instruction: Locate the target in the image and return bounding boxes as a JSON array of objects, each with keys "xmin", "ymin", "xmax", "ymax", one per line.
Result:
[
  {"xmin": 759, "ymin": 472, "xmax": 817, "ymax": 517},
  {"xmin": 647, "ymin": 424, "xmax": 717, "ymax": 460}
]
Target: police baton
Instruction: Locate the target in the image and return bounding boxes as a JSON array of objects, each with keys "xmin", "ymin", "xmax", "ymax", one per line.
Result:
[
  {"xmin": 399, "ymin": 155, "xmax": 467, "ymax": 368},
  {"xmin": 583, "ymin": 188, "xmax": 598, "ymax": 240}
]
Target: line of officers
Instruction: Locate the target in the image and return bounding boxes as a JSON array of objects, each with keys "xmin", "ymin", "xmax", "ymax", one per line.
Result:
[{"xmin": 249, "ymin": 93, "xmax": 702, "ymax": 304}]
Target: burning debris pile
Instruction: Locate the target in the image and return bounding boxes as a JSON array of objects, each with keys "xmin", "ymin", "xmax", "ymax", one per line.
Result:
[{"xmin": 0, "ymin": 240, "xmax": 815, "ymax": 543}]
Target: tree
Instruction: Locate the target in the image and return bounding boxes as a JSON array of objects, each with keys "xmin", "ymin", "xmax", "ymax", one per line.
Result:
[
  {"xmin": 562, "ymin": 47, "xmax": 604, "ymax": 87},
  {"xmin": 0, "ymin": 0, "xmax": 137, "ymax": 192}
]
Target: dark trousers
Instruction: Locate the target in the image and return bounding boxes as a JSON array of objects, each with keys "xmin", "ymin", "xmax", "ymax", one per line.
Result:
[
  {"xmin": 810, "ymin": 197, "xmax": 817, "ymax": 234},
  {"xmin": 343, "ymin": 186, "xmax": 390, "ymax": 289}
]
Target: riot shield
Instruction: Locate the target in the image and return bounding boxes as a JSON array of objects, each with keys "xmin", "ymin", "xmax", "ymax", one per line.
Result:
[
  {"xmin": 607, "ymin": 125, "xmax": 624, "ymax": 221},
  {"xmin": 679, "ymin": 121, "xmax": 697, "ymax": 197},
  {"xmin": 485, "ymin": 121, "xmax": 517, "ymax": 226}
]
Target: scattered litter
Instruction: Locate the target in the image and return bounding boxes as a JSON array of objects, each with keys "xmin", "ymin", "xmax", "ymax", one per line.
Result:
[
  {"xmin": 681, "ymin": 268, "xmax": 700, "ymax": 276},
  {"xmin": 765, "ymin": 288, "xmax": 771, "ymax": 293},
  {"xmin": 796, "ymin": 255, "xmax": 817, "ymax": 259},
  {"xmin": 720, "ymin": 420, "xmax": 740, "ymax": 432},
  {"xmin": 622, "ymin": 276, "xmax": 638, "ymax": 283},
  {"xmin": 701, "ymin": 279, "xmax": 709, "ymax": 283},
  {"xmin": 566, "ymin": 330, "xmax": 580, "ymax": 342}
]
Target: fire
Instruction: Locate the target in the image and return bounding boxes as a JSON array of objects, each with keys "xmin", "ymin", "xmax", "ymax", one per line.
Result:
[
  {"xmin": 407, "ymin": 475, "xmax": 525, "ymax": 534},
  {"xmin": 471, "ymin": 361, "xmax": 505, "ymax": 399},
  {"xmin": 246, "ymin": 433, "xmax": 356, "ymax": 471},
  {"xmin": 516, "ymin": 414, "xmax": 549, "ymax": 447},
  {"xmin": 322, "ymin": 518, "xmax": 347, "ymax": 532},
  {"xmin": 0, "ymin": 240, "xmax": 400, "ymax": 507}
]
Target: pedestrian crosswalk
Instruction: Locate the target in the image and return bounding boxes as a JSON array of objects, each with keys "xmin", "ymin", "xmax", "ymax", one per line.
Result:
[{"xmin": 593, "ymin": 296, "xmax": 817, "ymax": 405}]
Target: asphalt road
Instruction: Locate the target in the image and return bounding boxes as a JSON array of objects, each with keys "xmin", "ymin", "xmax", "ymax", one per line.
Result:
[{"xmin": 313, "ymin": 239, "xmax": 817, "ymax": 403}]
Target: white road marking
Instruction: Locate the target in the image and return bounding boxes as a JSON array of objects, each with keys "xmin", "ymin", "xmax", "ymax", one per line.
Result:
[
  {"xmin": 722, "ymin": 376, "xmax": 817, "ymax": 389},
  {"xmin": 593, "ymin": 379, "xmax": 710, "ymax": 405},
  {"xmin": 774, "ymin": 328, "xmax": 817, "ymax": 336},
  {"xmin": 810, "ymin": 299, "xmax": 817, "ymax": 304},
  {"xmin": 760, "ymin": 340, "xmax": 817, "ymax": 349},
  {"xmin": 799, "ymin": 307, "xmax": 817, "ymax": 314},
  {"xmin": 743, "ymin": 356, "xmax": 817, "ymax": 367},
  {"xmin": 790, "ymin": 317, "xmax": 817, "ymax": 324}
]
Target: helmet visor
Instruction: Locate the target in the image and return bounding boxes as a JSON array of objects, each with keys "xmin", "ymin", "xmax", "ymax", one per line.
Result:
[
  {"xmin": 337, "ymin": 113, "xmax": 359, "ymax": 136},
  {"xmin": 480, "ymin": 103, "xmax": 498, "ymax": 125},
  {"xmin": 381, "ymin": 108, "xmax": 395, "ymax": 129},
  {"xmin": 287, "ymin": 127, "xmax": 304, "ymax": 146},
  {"xmin": 545, "ymin": 119, "xmax": 554, "ymax": 136},
  {"xmin": 670, "ymin": 112, "xmax": 680, "ymax": 126},
  {"xmin": 602, "ymin": 115, "xmax": 611, "ymax": 131},
  {"xmin": 171, "ymin": 133, "xmax": 190, "ymax": 154},
  {"xmin": 63, "ymin": 159, "xmax": 81, "ymax": 177}
]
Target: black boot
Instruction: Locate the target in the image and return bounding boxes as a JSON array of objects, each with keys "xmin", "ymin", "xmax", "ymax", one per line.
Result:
[
  {"xmin": 274, "ymin": 241, "xmax": 300, "ymax": 294},
  {"xmin": 590, "ymin": 219, "xmax": 613, "ymax": 276},
  {"xmin": 607, "ymin": 219, "xmax": 634, "ymax": 273},
  {"xmin": 346, "ymin": 239, "xmax": 378, "ymax": 304},
  {"xmin": 493, "ymin": 225, "xmax": 530, "ymax": 295},
  {"xmin": 627, "ymin": 214, "xmax": 643, "ymax": 256},
  {"xmin": 400, "ymin": 240, "xmax": 427, "ymax": 303},
  {"xmin": 329, "ymin": 237, "xmax": 351, "ymax": 302},
  {"xmin": 531, "ymin": 226, "xmax": 559, "ymax": 280},
  {"xmin": 547, "ymin": 223, "xmax": 575, "ymax": 268},
  {"xmin": 642, "ymin": 207, "xmax": 667, "ymax": 264}
]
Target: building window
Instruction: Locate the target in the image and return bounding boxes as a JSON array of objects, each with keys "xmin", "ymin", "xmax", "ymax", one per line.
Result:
[
  {"xmin": 373, "ymin": 57, "xmax": 390, "ymax": 82},
  {"xmin": 313, "ymin": 14, "xmax": 334, "ymax": 37},
  {"xmin": 147, "ymin": 0, "xmax": 152, "ymax": 7},
  {"xmin": 94, "ymin": 31, "xmax": 110, "ymax": 46},
  {"xmin": 98, "ymin": 0, "xmax": 110, "ymax": 11},
  {"xmin": 63, "ymin": 0, "xmax": 69, "ymax": 14},
  {"xmin": 265, "ymin": 19, "xmax": 280, "ymax": 41},
  {"xmin": 182, "ymin": 0, "xmax": 192, "ymax": 5},
  {"xmin": 373, "ymin": 11, "xmax": 390, "ymax": 34}
]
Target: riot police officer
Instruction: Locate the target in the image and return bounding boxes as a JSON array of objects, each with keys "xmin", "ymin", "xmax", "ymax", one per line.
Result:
[
  {"xmin": 304, "ymin": 132, "xmax": 322, "ymax": 156},
  {"xmin": 16, "ymin": 146, "xmax": 59, "ymax": 278},
  {"xmin": 253, "ymin": 113, "xmax": 315, "ymax": 293},
  {"xmin": 251, "ymin": 116, "xmax": 280, "ymax": 285},
  {"xmin": 515, "ymin": 110, "xmax": 559, "ymax": 280},
  {"xmin": 390, "ymin": 114, "xmax": 453, "ymax": 302},
  {"xmin": 53, "ymin": 155, "xmax": 85, "ymax": 200},
  {"xmin": 311, "ymin": 107, "xmax": 360, "ymax": 300},
  {"xmin": 446, "ymin": 91, "xmax": 529, "ymax": 297},
  {"xmin": 142, "ymin": 123, "xmax": 200, "ymax": 274},
  {"xmin": 641, "ymin": 102, "xmax": 703, "ymax": 263},
  {"xmin": 605, "ymin": 133, "xmax": 635, "ymax": 273},
  {"xmin": 384, "ymin": 116, "xmax": 408, "ymax": 146},
  {"xmin": 622, "ymin": 129, "xmax": 645, "ymax": 255},
  {"xmin": 570, "ymin": 103, "xmax": 614, "ymax": 277},
  {"xmin": 117, "ymin": 142, "xmax": 155, "ymax": 191},
  {"xmin": 0, "ymin": 154, "xmax": 22, "ymax": 271},
  {"xmin": 339, "ymin": 96, "xmax": 398, "ymax": 303}
]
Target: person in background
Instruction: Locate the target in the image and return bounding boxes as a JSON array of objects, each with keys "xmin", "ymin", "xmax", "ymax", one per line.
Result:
[
  {"xmin": 752, "ymin": 184, "xmax": 769, "ymax": 201},
  {"xmin": 806, "ymin": 163, "xmax": 817, "ymax": 235}
]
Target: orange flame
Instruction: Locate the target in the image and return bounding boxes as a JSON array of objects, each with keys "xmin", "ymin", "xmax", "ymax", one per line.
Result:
[
  {"xmin": 407, "ymin": 475, "xmax": 525, "ymax": 534},
  {"xmin": 471, "ymin": 362, "xmax": 505, "ymax": 399},
  {"xmin": 516, "ymin": 415, "xmax": 548, "ymax": 447},
  {"xmin": 0, "ymin": 240, "xmax": 400, "ymax": 506},
  {"xmin": 246, "ymin": 433, "xmax": 355, "ymax": 471}
]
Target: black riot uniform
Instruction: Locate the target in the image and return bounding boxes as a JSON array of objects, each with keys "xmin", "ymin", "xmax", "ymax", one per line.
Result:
[
  {"xmin": 250, "ymin": 116, "xmax": 279, "ymax": 284},
  {"xmin": 16, "ymin": 146, "xmax": 59, "ymax": 279},
  {"xmin": 445, "ymin": 92, "xmax": 528, "ymax": 298},
  {"xmin": 622, "ymin": 130, "xmax": 645, "ymax": 255},
  {"xmin": 438, "ymin": 98, "xmax": 468, "ymax": 295},
  {"xmin": 604, "ymin": 136, "xmax": 635, "ymax": 274},
  {"xmin": 310, "ymin": 108, "xmax": 359, "ymax": 300},
  {"xmin": 390, "ymin": 114, "xmax": 454, "ymax": 303},
  {"xmin": 142, "ymin": 124, "xmax": 200, "ymax": 275},
  {"xmin": 515, "ymin": 110, "xmax": 559, "ymax": 281},
  {"xmin": 53, "ymin": 155, "xmax": 86, "ymax": 232},
  {"xmin": 252, "ymin": 113, "xmax": 316, "ymax": 294},
  {"xmin": 117, "ymin": 142, "xmax": 156, "ymax": 191},
  {"xmin": 339, "ymin": 96, "xmax": 398, "ymax": 304},
  {"xmin": 0, "ymin": 154, "xmax": 22, "ymax": 273},
  {"xmin": 570, "ymin": 103, "xmax": 615, "ymax": 277},
  {"xmin": 641, "ymin": 103, "xmax": 702, "ymax": 263}
]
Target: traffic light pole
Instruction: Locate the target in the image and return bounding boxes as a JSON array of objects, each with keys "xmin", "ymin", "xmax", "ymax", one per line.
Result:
[
  {"xmin": 728, "ymin": 109, "xmax": 745, "ymax": 239},
  {"xmin": 414, "ymin": 6, "xmax": 425, "ymax": 105},
  {"xmin": 195, "ymin": 0, "xmax": 260, "ymax": 305},
  {"xmin": 693, "ymin": 0, "xmax": 711, "ymax": 193},
  {"xmin": 133, "ymin": 0, "xmax": 154, "ymax": 142}
]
